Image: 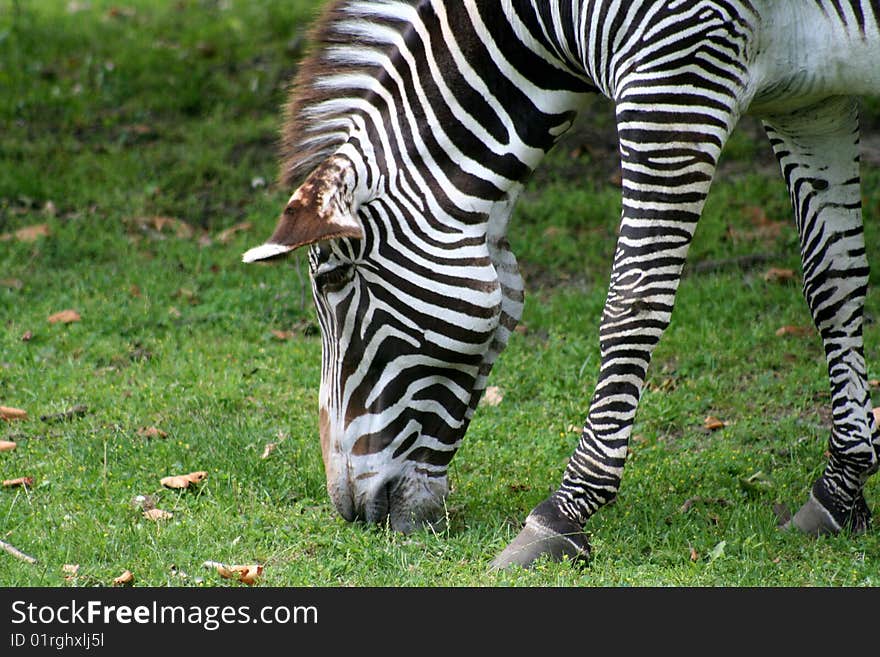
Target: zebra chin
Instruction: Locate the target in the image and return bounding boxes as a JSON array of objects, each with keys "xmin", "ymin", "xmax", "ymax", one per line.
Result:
[{"xmin": 326, "ymin": 470, "xmax": 449, "ymax": 534}]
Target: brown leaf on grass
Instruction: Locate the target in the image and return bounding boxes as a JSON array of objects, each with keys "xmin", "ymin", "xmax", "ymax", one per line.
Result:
[
  {"xmin": 112, "ymin": 570, "xmax": 134, "ymax": 586},
  {"xmin": 129, "ymin": 284, "xmax": 142, "ymax": 298},
  {"xmin": 762, "ymin": 267, "xmax": 796, "ymax": 283},
  {"xmin": 161, "ymin": 471, "xmax": 208, "ymax": 489},
  {"xmin": 775, "ymin": 325, "xmax": 811, "ymax": 337},
  {"xmin": 689, "ymin": 547, "xmax": 699, "ymax": 562},
  {"xmin": 1, "ymin": 406, "xmax": 27, "ymax": 421},
  {"xmin": 143, "ymin": 508, "xmax": 173, "ymax": 521},
  {"xmin": 21, "ymin": 330, "xmax": 33, "ymax": 342},
  {"xmin": 271, "ymin": 330, "xmax": 295, "ymax": 341},
  {"xmin": 147, "ymin": 216, "xmax": 195, "ymax": 239},
  {"xmin": 204, "ymin": 561, "xmax": 263, "ymax": 586},
  {"xmin": 0, "ymin": 223, "xmax": 51, "ymax": 243},
  {"xmin": 137, "ymin": 426, "xmax": 167, "ymax": 439},
  {"xmin": 1, "ymin": 278, "xmax": 24, "ymax": 290},
  {"xmin": 168, "ymin": 306, "xmax": 182, "ymax": 318},
  {"xmin": 62, "ymin": 564, "xmax": 80, "ymax": 580},
  {"xmin": 47, "ymin": 309, "xmax": 81, "ymax": 324},
  {"xmin": 0, "ymin": 441, "xmax": 17, "ymax": 452},
  {"xmin": 131, "ymin": 494, "xmax": 158, "ymax": 511},
  {"xmin": 703, "ymin": 415, "xmax": 728, "ymax": 431},
  {"xmin": 261, "ymin": 443, "xmax": 278, "ymax": 459},
  {"xmin": 175, "ymin": 287, "xmax": 199, "ymax": 304},
  {"xmin": 481, "ymin": 386, "xmax": 504, "ymax": 407},
  {"xmin": 126, "ymin": 123, "xmax": 155, "ymax": 137},
  {"xmin": 729, "ymin": 206, "xmax": 789, "ymax": 242},
  {"xmin": 215, "ymin": 221, "xmax": 252, "ymax": 244},
  {"xmin": 869, "ymin": 379, "xmax": 880, "ymax": 389},
  {"xmin": 3, "ymin": 476, "xmax": 34, "ymax": 488}
]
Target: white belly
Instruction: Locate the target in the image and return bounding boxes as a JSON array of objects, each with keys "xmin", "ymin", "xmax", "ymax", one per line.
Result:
[{"xmin": 750, "ymin": 0, "xmax": 880, "ymax": 114}]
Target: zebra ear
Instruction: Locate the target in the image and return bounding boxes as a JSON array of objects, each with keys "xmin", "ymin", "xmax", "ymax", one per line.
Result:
[{"xmin": 242, "ymin": 156, "xmax": 364, "ymax": 263}]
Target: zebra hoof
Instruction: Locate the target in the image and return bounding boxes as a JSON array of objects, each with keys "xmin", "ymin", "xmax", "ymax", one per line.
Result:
[
  {"xmin": 784, "ymin": 489, "xmax": 871, "ymax": 536},
  {"xmin": 490, "ymin": 501, "xmax": 590, "ymax": 570},
  {"xmin": 784, "ymin": 495, "xmax": 842, "ymax": 536}
]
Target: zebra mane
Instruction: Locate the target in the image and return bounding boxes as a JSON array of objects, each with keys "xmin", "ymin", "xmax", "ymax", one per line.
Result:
[{"xmin": 279, "ymin": 0, "xmax": 417, "ymax": 189}]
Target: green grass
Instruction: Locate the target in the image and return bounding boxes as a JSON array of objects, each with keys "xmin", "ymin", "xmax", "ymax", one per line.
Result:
[{"xmin": 1, "ymin": 0, "xmax": 879, "ymax": 587}]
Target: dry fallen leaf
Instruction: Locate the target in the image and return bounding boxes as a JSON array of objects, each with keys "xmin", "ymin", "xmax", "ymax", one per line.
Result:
[
  {"xmin": 0, "ymin": 441, "xmax": 17, "ymax": 452},
  {"xmin": 62, "ymin": 564, "xmax": 80, "ymax": 577},
  {"xmin": 174, "ymin": 287, "xmax": 199, "ymax": 305},
  {"xmin": 147, "ymin": 216, "xmax": 195, "ymax": 239},
  {"xmin": 113, "ymin": 570, "xmax": 134, "ymax": 586},
  {"xmin": 1, "ymin": 406, "xmax": 28, "ymax": 421},
  {"xmin": 131, "ymin": 494, "xmax": 158, "ymax": 511},
  {"xmin": 168, "ymin": 306, "xmax": 182, "ymax": 318},
  {"xmin": 689, "ymin": 547, "xmax": 699, "ymax": 562},
  {"xmin": 261, "ymin": 442, "xmax": 277, "ymax": 459},
  {"xmin": 703, "ymin": 415, "xmax": 728, "ymax": 431},
  {"xmin": 762, "ymin": 267, "xmax": 796, "ymax": 283},
  {"xmin": 215, "ymin": 221, "xmax": 252, "ymax": 244},
  {"xmin": 873, "ymin": 407, "xmax": 880, "ymax": 425},
  {"xmin": 137, "ymin": 426, "xmax": 168, "ymax": 439},
  {"xmin": 161, "ymin": 471, "xmax": 208, "ymax": 489},
  {"xmin": 21, "ymin": 330, "xmax": 33, "ymax": 342},
  {"xmin": 3, "ymin": 476, "xmax": 34, "ymax": 488},
  {"xmin": 0, "ymin": 223, "xmax": 51, "ymax": 243},
  {"xmin": 143, "ymin": 508, "xmax": 173, "ymax": 521},
  {"xmin": 728, "ymin": 206, "xmax": 789, "ymax": 242},
  {"xmin": 47, "ymin": 309, "xmax": 81, "ymax": 324},
  {"xmin": 271, "ymin": 330, "xmax": 295, "ymax": 341},
  {"xmin": 204, "ymin": 561, "xmax": 263, "ymax": 586},
  {"xmin": 775, "ymin": 325, "xmax": 811, "ymax": 337},
  {"xmin": 0, "ymin": 278, "xmax": 24, "ymax": 289},
  {"xmin": 481, "ymin": 386, "xmax": 504, "ymax": 407}
]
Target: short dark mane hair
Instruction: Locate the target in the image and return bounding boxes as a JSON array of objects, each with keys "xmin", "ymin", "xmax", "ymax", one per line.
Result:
[{"xmin": 279, "ymin": 0, "xmax": 416, "ymax": 189}]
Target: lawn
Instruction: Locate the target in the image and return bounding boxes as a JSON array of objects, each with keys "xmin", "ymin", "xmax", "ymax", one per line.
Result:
[{"xmin": 1, "ymin": 0, "xmax": 879, "ymax": 586}]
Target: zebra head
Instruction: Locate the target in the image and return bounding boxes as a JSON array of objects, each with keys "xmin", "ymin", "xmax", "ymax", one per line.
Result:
[{"xmin": 243, "ymin": 148, "xmax": 521, "ymax": 532}]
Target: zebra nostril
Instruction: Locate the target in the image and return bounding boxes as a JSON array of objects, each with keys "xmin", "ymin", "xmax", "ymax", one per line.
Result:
[{"xmin": 363, "ymin": 478, "xmax": 395, "ymax": 524}]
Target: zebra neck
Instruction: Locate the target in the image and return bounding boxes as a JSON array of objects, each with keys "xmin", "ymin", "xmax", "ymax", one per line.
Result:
[{"xmin": 467, "ymin": 185, "xmax": 526, "ymax": 418}]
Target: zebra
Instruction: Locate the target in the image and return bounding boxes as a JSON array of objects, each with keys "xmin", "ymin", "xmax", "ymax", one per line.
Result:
[{"xmin": 243, "ymin": 0, "xmax": 880, "ymax": 569}]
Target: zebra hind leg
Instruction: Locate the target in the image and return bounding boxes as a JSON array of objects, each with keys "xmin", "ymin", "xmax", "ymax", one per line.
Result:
[{"xmin": 763, "ymin": 97, "xmax": 879, "ymax": 536}]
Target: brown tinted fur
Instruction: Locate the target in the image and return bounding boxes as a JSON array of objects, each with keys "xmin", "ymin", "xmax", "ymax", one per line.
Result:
[{"xmin": 279, "ymin": 0, "xmax": 395, "ymax": 190}]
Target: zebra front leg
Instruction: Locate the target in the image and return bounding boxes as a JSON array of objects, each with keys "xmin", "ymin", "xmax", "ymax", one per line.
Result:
[
  {"xmin": 764, "ymin": 98, "xmax": 879, "ymax": 536},
  {"xmin": 493, "ymin": 98, "xmax": 741, "ymax": 569}
]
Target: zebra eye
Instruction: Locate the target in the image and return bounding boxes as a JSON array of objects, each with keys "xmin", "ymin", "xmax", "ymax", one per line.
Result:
[{"xmin": 313, "ymin": 264, "xmax": 355, "ymax": 293}]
